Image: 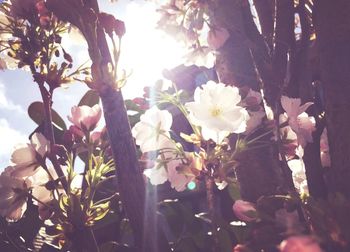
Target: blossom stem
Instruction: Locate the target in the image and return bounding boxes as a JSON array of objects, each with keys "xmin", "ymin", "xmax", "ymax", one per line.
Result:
[
  {"xmin": 245, "ymin": 128, "xmax": 274, "ymax": 145},
  {"xmin": 174, "ymin": 100, "xmax": 201, "ymax": 136},
  {"xmin": 30, "ymin": 193, "xmax": 54, "ymax": 211},
  {"xmin": 205, "ymin": 175, "xmax": 219, "ymax": 252},
  {"xmin": 31, "ymin": 64, "xmax": 69, "ymax": 193}
]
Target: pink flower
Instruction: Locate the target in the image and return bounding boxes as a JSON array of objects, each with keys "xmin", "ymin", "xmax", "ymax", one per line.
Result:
[
  {"xmin": 233, "ymin": 244, "xmax": 251, "ymax": 252},
  {"xmin": 0, "ymin": 165, "xmax": 53, "ymax": 222},
  {"xmin": 68, "ymin": 104, "xmax": 102, "ymax": 131},
  {"xmin": 232, "ymin": 200, "xmax": 257, "ymax": 222},
  {"xmin": 280, "ymin": 96, "xmax": 315, "ymax": 147},
  {"xmin": 167, "ymin": 163, "xmax": 192, "ymax": 191},
  {"xmin": 8, "ymin": 133, "xmax": 49, "ymax": 178},
  {"xmin": 279, "ymin": 236, "xmax": 323, "ymax": 252},
  {"xmin": 143, "ymin": 146, "xmax": 202, "ymax": 192},
  {"xmin": 241, "ymin": 89, "xmax": 266, "ymax": 134},
  {"xmin": 90, "ymin": 131, "xmax": 102, "ymax": 144},
  {"xmin": 0, "ymin": 171, "xmax": 30, "ymax": 221},
  {"xmin": 69, "ymin": 125, "xmax": 84, "ymax": 141},
  {"xmin": 207, "ymin": 27, "xmax": 230, "ymax": 50}
]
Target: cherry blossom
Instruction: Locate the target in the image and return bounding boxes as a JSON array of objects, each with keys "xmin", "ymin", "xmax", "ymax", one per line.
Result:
[
  {"xmin": 0, "ymin": 171, "xmax": 30, "ymax": 221},
  {"xmin": 167, "ymin": 152, "xmax": 202, "ymax": 191},
  {"xmin": 279, "ymin": 236, "xmax": 323, "ymax": 252},
  {"xmin": 8, "ymin": 133, "xmax": 49, "ymax": 178},
  {"xmin": 207, "ymin": 27, "xmax": 230, "ymax": 50},
  {"xmin": 280, "ymin": 125, "xmax": 299, "ymax": 159},
  {"xmin": 90, "ymin": 131, "xmax": 102, "ymax": 144},
  {"xmin": 144, "ymin": 165, "xmax": 168, "ymax": 186},
  {"xmin": 185, "ymin": 81, "xmax": 249, "ymax": 143},
  {"xmin": 132, "ymin": 106, "xmax": 173, "ymax": 153},
  {"xmin": 68, "ymin": 104, "xmax": 102, "ymax": 131},
  {"xmin": 280, "ymin": 96, "xmax": 315, "ymax": 147},
  {"xmin": 185, "ymin": 47, "xmax": 216, "ymax": 68},
  {"xmin": 144, "ymin": 147, "xmax": 202, "ymax": 191},
  {"xmin": 0, "ymin": 165, "xmax": 59, "ymax": 221},
  {"xmin": 240, "ymin": 89, "xmax": 266, "ymax": 134},
  {"xmin": 144, "ymin": 155, "xmax": 193, "ymax": 191},
  {"xmin": 320, "ymin": 128, "xmax": 330, "ymax": 167},
  {"xmin": 287, "ymin": 159, "xmax": 308, "ymax": 194},
  {"xmin": 232, "ymin": 200, "xmax": 257, "ymax": 222}
]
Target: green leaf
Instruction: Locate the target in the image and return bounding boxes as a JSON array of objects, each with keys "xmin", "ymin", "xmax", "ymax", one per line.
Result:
[
  {"xmin": 227, "ymin": 182, "xmax": 241, "ymax": 201},
  {"xmin": 78, "ymin": 90, "xmax": 100, "ymax": 107},
  {"xmin": 124, "ymin": 99, "xmax": 143, "ymax": 112},
  {"xmin": 28, "ymin": 102, "xmax": 67, "ymax": 130}
]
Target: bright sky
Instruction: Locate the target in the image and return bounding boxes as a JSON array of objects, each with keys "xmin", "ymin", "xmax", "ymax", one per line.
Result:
[{"xmin": 0, "ymin": 0, "xmax": 187, "ymax": 169}]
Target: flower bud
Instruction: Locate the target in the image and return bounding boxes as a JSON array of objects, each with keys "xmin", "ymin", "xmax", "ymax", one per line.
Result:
[{"xmin": 232, "ymin": 200, "xmax": 257, "ymax": 222}]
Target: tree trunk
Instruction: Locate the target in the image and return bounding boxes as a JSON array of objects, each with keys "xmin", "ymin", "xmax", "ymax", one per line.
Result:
[
  {"xmin": 213, "ymin": 0, "xmax": 281, "ymax": 202},
  {"xmin": 314, "ymin": 0, "xmax": 350, "ymax": 198},
  {"xmin": 47, "ymin": 0, "xmax": 172, "ymax": 250}
]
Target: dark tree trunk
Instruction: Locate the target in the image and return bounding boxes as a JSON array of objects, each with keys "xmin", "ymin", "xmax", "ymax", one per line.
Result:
[
  {"xmin": 253, "ymin": 0, "xmax": 274, "ymax": 49},
  {"xmin": 271, "ymin": 0, "xmax": 294, "ymax": 104},
  {"xmin": 314, "ymin": 0, "xmax": 350, "ymax": 198},
  {"xmin": 47, "ymin": 0, "xmax": 172, "ymax": 250},
  {"xmin": 212, "ymin": 0, "xmax": 281, "ymax": 202},
  {"xmin": 287, "ymin": 1, "xmax": 327, "ymax": 199}
]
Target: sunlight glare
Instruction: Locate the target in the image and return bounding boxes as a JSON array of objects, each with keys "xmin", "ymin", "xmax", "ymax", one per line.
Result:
[{"xmin": 120, "ymin": 2, "xmax": 186, "ymax": 98}]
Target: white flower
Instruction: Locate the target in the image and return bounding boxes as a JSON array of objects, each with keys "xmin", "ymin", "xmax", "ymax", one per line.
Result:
[
  {"xmin": 144, "ymin": 165, "xmax": 168, "ymax": 186},
  {"xmin": 185, "ymin": 81, "xmax": 249, "ymax": 143},
  {"xmin": 144, "ymin": 146, "xmax": 200, "ymax": 192},
  {"xmin": 8, "ymin": 133, "xmax": 50, "ymax": 178},
  {"xmin": 215, "ymin": 180, "xmax": 228, "ymax": 190},
  {"xmin": 184, "ymin": 47, "xmax": 216, "ymax": 68},
  {"xmin": 320, "ymin": 128, "xmax": 330, "ymax": 167},
  {"xmin": 287, "ymin": 159, "xmax": 308, "ymax": 193},
  {"xmin": 280, "ymin": 96, "xmax": 315, "ymax": 147},
  {"xmin": 132, "ymin": 106, "xmax": 173, "ymax": 153}
]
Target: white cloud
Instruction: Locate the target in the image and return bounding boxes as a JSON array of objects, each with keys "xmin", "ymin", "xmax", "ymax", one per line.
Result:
[
  {"xmin": 0, "ymin": 82, "xmax": 26, "ymax": 114},
  {"xmin": 0, "ymin": 118, "xmax": 27, "ymax": 169}
]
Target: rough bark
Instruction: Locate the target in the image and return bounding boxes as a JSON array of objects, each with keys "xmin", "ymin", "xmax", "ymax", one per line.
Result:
[
  {"xmin": 293, "ymin": 1, "xmax": 327, "ymax": 199},
  {"xmin": 253, "ymin": 0, "xmax": 274, "ymax": 49},
  {"xmin": 271, "ymin": 0, "xmax": 294, "ymax": 105},
  {"xmin": 314, "ymin": 0, "xmax": 350, "ymax": 198},
  {"xmin": 47, "ymin": 0, "xmax": 172, "ymax": 250}
]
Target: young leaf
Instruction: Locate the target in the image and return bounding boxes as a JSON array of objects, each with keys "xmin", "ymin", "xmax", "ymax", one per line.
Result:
[
  {"xmin": 78, "ymin": 90, "xmax": 100, "ymax": 107},
  {"xmin": 28, "ymin": 102, "xmax": 67, "ymax": 130}
]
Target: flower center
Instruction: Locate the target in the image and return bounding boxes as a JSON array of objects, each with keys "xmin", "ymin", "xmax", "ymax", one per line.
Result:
[{"xmin": 211, "ymin": 107, "xmax": 222, "ymax": 117}]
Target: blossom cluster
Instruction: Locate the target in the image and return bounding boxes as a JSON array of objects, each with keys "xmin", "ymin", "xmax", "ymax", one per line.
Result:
[
  {"xmin": 131, "ymin": 80, "xmax": 257, "ymax": 192},
  {"xmin": 0, "ymin": 103, "xmax": 105, "ymax": 223},
  {"xmin": 0, "ymin": 132, "xmax": 53, "ymax": 221}
]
